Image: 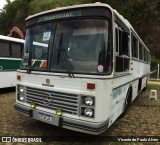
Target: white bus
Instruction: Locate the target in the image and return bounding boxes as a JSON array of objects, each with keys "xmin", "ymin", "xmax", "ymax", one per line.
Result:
[
  {"xmin": 14, "ymin": 3, "xmax": 150, "ymax": 135},
  {"xmin": 0, "ymin": 35, "xmax": 24, "ymax": 88}
]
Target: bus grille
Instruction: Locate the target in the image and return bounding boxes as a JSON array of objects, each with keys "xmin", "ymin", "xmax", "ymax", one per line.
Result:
[{"xmin": 25, "ymin": 87, "xmax": 79, "ymax": 115}]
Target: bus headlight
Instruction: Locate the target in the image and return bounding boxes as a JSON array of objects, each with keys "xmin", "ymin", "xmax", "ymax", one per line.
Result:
[
  {"xmin": 17, "ymin": 85, "xmax": 25, "ymax": 102},
  {"xmin": 84, "ymin": 108, "xmax": 93, "ymax": 117},
  {"xmin": 19, "ymin": 86, "xmax": 24, "ymax": 93},
  {"xmin": 18, "ymin": 95, "xmax": 24, "ymax": 101},
  {"xmin": 84, "ymin": 97, "xmax": 94, "ymax": 106},
  {"xmin": 82, "ymin": 96, "xmax": 95, "ymax": 106},
  {"xmin": 81, "ymin": 96, "xmax": 95, "ymax": 118}
]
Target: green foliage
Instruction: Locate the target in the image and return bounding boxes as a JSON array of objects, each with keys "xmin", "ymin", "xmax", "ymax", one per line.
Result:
[
  {"xmin": 0, "ymin": 0, "xmax": 89, "ymax": 34},
  {"xmin": 28, "ymin": 0, "xmax": 92, "ymax": 14},
  {"xmin": 151, "ymin": 57, "xmax": 160, "ymax": 67},
  {"xmin": 0, "ymin": 0, "xmax": 159, "ymax": 60},
  {"xmin": 0, "ymin": 0, "xmax": 31, "ymax": 34},
  {"xmin": 103, "ymin": 0, "xmax": 160, "ymax": 44}
]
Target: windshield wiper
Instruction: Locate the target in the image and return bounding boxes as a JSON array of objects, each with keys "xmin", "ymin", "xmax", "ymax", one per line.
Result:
[
  {"xmin": 58, "ymin": 48, "xmax": 75, "ymax": 78},
  {"xmin": 27, "ymin": 52, "xmax": 48, "ymax": 74},
  {"xmin": 57, "ymin": 32, "xmax": 75, "ymax": 78}
]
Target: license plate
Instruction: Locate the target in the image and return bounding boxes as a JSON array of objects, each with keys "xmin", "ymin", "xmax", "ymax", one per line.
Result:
[{"xmin": 38, "ymin": 113, "xmax": 52, "ymax": 122}]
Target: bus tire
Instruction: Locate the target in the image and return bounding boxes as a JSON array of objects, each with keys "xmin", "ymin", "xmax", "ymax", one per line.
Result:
[{"xmin": 119, "ymin": 87, "xmax": 132, "ymax": 118}]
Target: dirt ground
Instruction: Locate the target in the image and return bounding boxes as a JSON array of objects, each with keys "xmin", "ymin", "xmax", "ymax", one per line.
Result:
[{"xmin": 0, "ymin": 82, "xmax": 159, "ymax": 144}]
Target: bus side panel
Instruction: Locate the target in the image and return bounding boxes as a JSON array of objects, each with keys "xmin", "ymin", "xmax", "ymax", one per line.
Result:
[
  {"xmin": 141, "ymin": 75, "xmax": 148, "ymax": 90},
  {"xmin": 0, "ymin": 71, "xmax": 17, "ymax": 88},
  {"xmin": 109, "ymin": 77, "xmax": 132, "ymax": 126},
  {"xmin": 109, "ymin": 87, "xmax": 125, "ymax": 126},
  {"xmin": 131, "ymin": 79, "xmax": 139, "ymax": 101}
]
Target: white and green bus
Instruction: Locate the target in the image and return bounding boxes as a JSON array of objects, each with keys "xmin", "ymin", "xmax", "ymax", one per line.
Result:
[
  {"xmin": 15, "ymin": 3, "xmax": 150, "ymax": 135},
  {"xmin": 0, "ymin": 35, "xmax": 24, "ymax": 88}
]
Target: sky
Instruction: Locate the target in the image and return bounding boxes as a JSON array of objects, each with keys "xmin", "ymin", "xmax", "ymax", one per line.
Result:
[{"xmin": 0, "ymin": 0, "xmax": 14, "ymax": 10}]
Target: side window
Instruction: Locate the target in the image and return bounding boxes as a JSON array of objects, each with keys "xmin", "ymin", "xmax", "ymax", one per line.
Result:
[
  {"xmin": 115, "ymin": 25, "xmax": 129, "ymax": 73},
  {"xmin": 146, "ymin": 50, "xmax": 148, "ymax": 62},
  {"xmin": 146, "ymin": 51, "xmax": 148, "ymax": 62},
  {"xmin": 0, "ymin": 40, "xmax": 10, "ymax": 57},
  {"xmin": 119, "ymin": 29, "xmax": 122, "ymax": 55},
  {"xmin": 121, "ymin": 30, "xmax": 129, "ymax": 56},
  {"xmin": 115, "ymin": 28, "xmax": 119, "ymax": 53},
  {"xmin": 11, "ymin": 42, "xmax": 22, "ymax": 58},
  {"xmin": 139, "ymin": 42, "xmax": 143, "ymax": 60},
  {"xmin": 141, "ymin": 47, "xmax": 144, "ymax": 61},
  {"xmin": 131, "ymin": 34, "xmax": 138, "ymax": 58},
  {"xmin": 144, "ymin": 49, "xmax": 146, "ymax": 61}
]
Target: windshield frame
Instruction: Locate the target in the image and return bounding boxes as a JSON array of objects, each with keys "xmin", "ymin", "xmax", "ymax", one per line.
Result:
[
  {"xmin": 22, "ymin": 7, "xmax": 113, "ymax": 76},
  {"xmin": 21, "ymin": 17, "xmax": 113, "ymax": 75}
]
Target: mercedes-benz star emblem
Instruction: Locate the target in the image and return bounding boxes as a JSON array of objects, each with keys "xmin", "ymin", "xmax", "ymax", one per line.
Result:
[{"xmin": 43, "ymin": 93, "xmax": 52, "ymax": 105}]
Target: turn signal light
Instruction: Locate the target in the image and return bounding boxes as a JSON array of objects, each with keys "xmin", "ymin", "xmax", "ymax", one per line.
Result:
[
  {"xmin": 17, "ymin": 75, "xmax": 21, "ymax": 81},
  {"xmin": 87, "ymin": 83, "xmax": 95, "ymax": 90},
  {"xmin": 30, "ymin": 102, "xmax": 36, "ymax": 109},
  {"xmin": 56, "ymin": 108, "xmax": 62, "ymax": 116}
]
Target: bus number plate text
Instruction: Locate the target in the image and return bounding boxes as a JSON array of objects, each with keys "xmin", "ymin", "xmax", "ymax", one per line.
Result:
[{"xmin": 38, "ymin": 113, "xmax": 52, "ymax": 122}]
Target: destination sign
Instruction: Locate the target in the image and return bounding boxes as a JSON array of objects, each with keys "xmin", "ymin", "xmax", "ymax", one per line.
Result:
[{"xmin": 38, "ymin": 10, "xmax": 82, "ymax": 22}]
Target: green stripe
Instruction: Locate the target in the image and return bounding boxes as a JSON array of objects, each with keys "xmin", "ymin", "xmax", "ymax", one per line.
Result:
[
  {"xmin": 0, "ymin": 59, "xmax": 21, "ymax": 70},
  {"xmin": 34, "ymin": 61, "xmax": 42, "ymax": 67}
]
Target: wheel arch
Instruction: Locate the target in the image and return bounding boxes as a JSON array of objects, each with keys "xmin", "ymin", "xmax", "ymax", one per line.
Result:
[{"xmin": 127, "ymin": 85, "xmax": 133, "ymax": 104}]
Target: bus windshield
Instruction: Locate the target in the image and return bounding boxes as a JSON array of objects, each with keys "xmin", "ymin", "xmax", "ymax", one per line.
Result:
[{"xmin": 21, "ymin": 19, "xmax": 112, "ymax": 75}]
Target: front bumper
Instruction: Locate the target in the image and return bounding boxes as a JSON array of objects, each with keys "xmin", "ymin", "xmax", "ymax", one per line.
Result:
[{"xmin": 14, "ymin": 103, "xmax": 109, "ymax": 135}]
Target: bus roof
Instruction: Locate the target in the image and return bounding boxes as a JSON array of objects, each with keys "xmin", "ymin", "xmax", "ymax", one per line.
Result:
[
  {"xmin": 26, "ymin": 3, "xmax": 113, "ymax": 20},
  {"xmin": 0, "ymin": 35, "xmax": 24, "ymax": 43}
]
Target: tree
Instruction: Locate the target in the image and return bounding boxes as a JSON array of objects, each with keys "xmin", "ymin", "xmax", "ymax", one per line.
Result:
[
  {"xmin": 0, "ymin": 0, "xmax": 160, "ymax": 59},
  {"xmin": 0, "ymin": 0, "xmax": 31, "ymax": 35}
]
